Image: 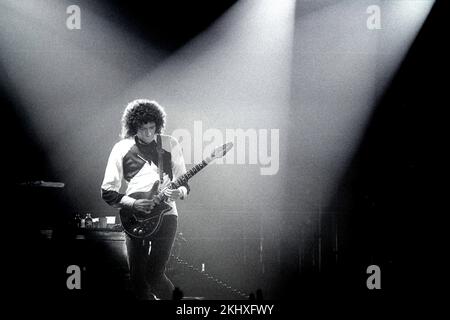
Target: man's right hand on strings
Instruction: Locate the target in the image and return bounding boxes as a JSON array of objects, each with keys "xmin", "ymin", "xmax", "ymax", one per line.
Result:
[{"xmin": 133, "ymin": 199, "xmax": 158, "ymax": 213}]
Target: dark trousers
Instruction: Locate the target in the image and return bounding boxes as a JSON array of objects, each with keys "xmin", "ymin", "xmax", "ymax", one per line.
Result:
[{"xmin": 125, "ymin": 214, "xmax": 177, "ymax": 300}]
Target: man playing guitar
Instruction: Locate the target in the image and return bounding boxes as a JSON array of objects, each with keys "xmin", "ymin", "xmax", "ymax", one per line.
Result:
[{"xmin": 101, "ymin": 99, "xmax": 189, "ymax": 300}]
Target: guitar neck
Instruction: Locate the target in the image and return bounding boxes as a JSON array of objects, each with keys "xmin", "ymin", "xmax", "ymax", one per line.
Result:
[
  {"xmin": 171, "ymin": 160, "xmax": 208, "ymax": 189},
  {"xmin": 153, "ymin": 142, "xmax": 233, "ymax": 203},
  {"xmin": 155, "ymin": 160, "xmax": 209, "ymax": 202}
]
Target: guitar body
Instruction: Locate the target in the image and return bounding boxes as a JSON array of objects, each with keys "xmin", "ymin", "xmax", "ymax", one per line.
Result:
[{"xmin": 119, "ymin": 182, "xmax": 173, "ymax": 238}]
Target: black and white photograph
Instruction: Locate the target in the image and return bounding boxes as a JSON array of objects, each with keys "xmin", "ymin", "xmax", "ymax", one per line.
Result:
[{"xmin": 2, "ymin": 0, "xmax": 445, "ymax": 317}]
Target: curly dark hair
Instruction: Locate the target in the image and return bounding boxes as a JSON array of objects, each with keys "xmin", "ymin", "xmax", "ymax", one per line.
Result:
[{"xmin": 121, "ymin": 99, "xmax": 166, "ymax": 138}]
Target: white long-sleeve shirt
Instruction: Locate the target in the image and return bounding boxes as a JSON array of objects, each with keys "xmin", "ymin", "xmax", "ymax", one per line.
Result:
[{"xmin": 101, "ymin": 134, "xmax": 189, "ymax": 216}]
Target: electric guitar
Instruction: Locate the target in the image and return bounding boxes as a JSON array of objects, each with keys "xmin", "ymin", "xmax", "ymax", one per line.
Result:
[{"xmin": 119, "ymin": 142, "xmax": 233, "ymax": 238}]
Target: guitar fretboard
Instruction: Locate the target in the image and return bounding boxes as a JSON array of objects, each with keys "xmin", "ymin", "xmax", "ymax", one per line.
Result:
[{"xmin": 172, "ymin": 160, "xmax": 208, "ymax": 189}]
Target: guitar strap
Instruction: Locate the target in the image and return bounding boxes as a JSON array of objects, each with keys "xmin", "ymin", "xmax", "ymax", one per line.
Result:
[{"xmin": 156, "ymin": 134, "xmax": 164, "ymax": 187}]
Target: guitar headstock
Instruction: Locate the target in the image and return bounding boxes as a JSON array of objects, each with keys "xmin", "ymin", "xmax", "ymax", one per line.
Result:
[{"xmin": 205, "ymin": 142, "xmax": 233, "ymax": 164}]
